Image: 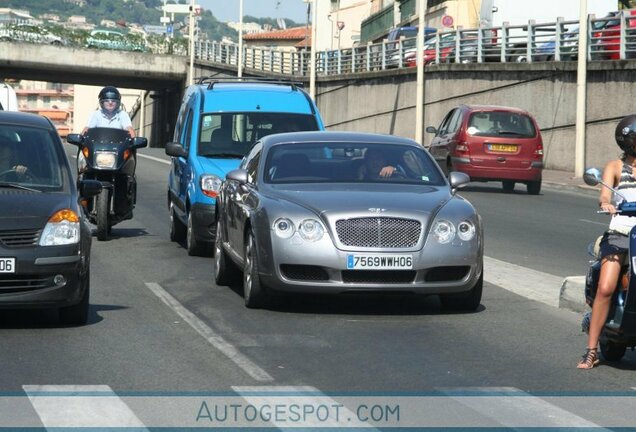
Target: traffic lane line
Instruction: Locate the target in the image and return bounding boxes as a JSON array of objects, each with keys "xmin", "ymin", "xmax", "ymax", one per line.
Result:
[
  {"xmin": 137, "ymin": 152, "xmax": 170, "ymax": 165},
  {"xmin": 144, "ymin": 282, "xmax": 274, "ymax": 383}
]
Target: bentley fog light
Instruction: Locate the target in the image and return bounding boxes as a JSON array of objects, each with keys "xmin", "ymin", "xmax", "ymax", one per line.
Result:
[
  {"xmin": 273, "ymin": 218, "xmax": 295, "ymax": 239},
  {"xmin": 39, "ymin": 209, "xmax": 80, "ymax": 246},
  {"xmin": 53, "ymin": 274, "xmax": 66, "ymax": 286},
  {"xmin": 94, "ymin": 151, "xmax": 117, "ymax": 169},
  {"xmin": 200, "ymin": 174, "xmax": 223, "ymax": 198},
  {"xmin": 431, "ymin": 220, "xmax": 455, "ymax": 244},
  {"xmin": 457, "ymin": 220, "xmax": 476, "ymax": 241},
  {"xmin": 298, "ymin": 219, "xmax": 324, "ymax": 242}
]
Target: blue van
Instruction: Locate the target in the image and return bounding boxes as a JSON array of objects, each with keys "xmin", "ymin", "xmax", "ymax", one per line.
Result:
[{"xmin": 165, "ymin": 78, "xmax": 325, "ymax": 256}]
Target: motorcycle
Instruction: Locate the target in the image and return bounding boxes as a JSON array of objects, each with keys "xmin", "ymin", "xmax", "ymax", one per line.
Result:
[
  {"xmin": 582, "ymin": 167, "xmax": 636, "ymax": 361},
  {"xmin": 67, "ymin": 128, "xmax": 148, "ymax": 240}
]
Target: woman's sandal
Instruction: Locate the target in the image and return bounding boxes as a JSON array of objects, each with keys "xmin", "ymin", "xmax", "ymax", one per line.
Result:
[{"xmin": 577, "ymin": 347, "xmax": 600, "ymax": 369}]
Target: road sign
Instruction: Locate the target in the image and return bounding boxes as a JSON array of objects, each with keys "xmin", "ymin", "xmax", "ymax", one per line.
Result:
[
  {"xmin": 162, "ymin": 4, "xmax": 191, "ymax": 14},
  {"xmin": 441, "ymin": 15, "xmax": 454, "ymax": 28}
]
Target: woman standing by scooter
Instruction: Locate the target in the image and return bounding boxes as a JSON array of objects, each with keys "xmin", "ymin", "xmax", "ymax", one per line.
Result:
[{"xmin": 579, "ymin": 114, "xmax": 636, "ymax": 369}]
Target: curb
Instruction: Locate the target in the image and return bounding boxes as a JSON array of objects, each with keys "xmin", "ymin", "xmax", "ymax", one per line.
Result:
[{"xmin": 558, "ymin": 276, "xmax": 588, "ymax": 313}]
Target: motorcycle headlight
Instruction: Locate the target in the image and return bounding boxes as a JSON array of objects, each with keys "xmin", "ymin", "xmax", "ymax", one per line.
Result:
[
  {"xmin": 77, "ymin": 151, "xmax": 87, "ymax": 173},
  {"xmin": 298, "ymin": 219, "xmax": 324, "ymax": 242},
  {"xmin": 39, "ymin": 209, "xmax": 80, "ymax": 246},
  {"xmin": 457, "ymin": 220, "xmax": 476, "ymax": 241},
  {"xmin": 431, "ymin": 220, "xmax": 456, "ymax": 244},
  {"xmin": 273, "ymin": 218, "xmax": 295, "ymax": 239},
  {"xmin": 200, "ymin": 174, "xmax": 223, "ymax": 198},
  {"xmin": 94, "ymin": 151, "xmax": 117, "ymax": 169}
]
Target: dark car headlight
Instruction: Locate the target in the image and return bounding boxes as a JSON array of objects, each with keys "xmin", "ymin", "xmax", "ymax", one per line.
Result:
[{"xmin": 39, "ymin": 209, "xmax": 80, "ymax": 246}]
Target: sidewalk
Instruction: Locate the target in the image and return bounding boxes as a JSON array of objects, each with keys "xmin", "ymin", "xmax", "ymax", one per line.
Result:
[{"xmin": 541, "ymin": 168, "xmax": 598, "ymax": 195}]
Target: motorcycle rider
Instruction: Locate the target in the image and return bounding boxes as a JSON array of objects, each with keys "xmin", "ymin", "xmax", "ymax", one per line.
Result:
[
  {"xmin": 83, "ymin": 86, "xmax": 135, "ymax": 137},
  {"xmin": 578, "ymin": 114, "xmax": 636, "ymax": 369}
]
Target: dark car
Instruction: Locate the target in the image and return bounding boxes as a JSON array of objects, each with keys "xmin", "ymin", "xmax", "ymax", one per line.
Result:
[
  {"xmin": 0, "ymin": 111, "xmax": 101, "ymax": 325},
  {"xmin": 214, "ymin": 131, "xmax": 483, "ymax": 310},
  {"xmin": 427, "ymin": 105, "xmax": 544, "ymax": 194}
]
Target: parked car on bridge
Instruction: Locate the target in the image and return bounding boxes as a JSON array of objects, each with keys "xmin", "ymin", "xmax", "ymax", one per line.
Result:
[
  {"xmin": 0, "ymin": 23, "xmax": 66, "ymax": 46},
  {"xmin": 0, "ymin": 111, "xmax": 101, "ymax": 325},
  {"xmin": 214, "ymin": 131, "xmax": 483, "ymax": 310},
  {"xmin": 85, "ymin": 29, "xmax": 147, "ymax": 52},
  {"xmin": 165, "ymin": 78, "xmax": 325, "ymax": 256},
  {"xmin": 590, "ymin": 9, "xmax": 636, "ymax": 60},
  {"xmin": 427, "ymin": 105, "xmax": 543, "ymax": 194}
]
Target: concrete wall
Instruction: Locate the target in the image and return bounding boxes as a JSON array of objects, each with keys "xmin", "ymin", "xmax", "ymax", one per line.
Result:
[{"xmin": 314, "ymin": 61, "xmax": 636, "ymax": 171}]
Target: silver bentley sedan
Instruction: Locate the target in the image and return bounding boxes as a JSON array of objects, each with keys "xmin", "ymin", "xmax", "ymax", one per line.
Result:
[{"xmin": 214, "ymin": 131, "xmax": 483, "ymax": 310}]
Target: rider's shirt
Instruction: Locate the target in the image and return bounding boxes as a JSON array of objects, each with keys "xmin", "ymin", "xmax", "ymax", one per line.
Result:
[
  {"xmin": 609, "ymin": 161, "xmax": 636, "ymax": 235},
  {"xmin": 86, "ymin": 109, "xmax": 132, "ymax": 130}
]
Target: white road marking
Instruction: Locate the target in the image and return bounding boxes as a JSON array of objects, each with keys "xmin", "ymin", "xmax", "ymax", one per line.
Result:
[
  {"xmin": 579, "ymin": 218, "xmax": 608, "ymax": 226},
  {"xmin": 439, "ymin": 387, "xmax": 604, "ymax": 428},
  {"xmin": 22, "ymin": 385, "xmax": 147, "ymax": 428},
  {"xmin": 138, "ymin": 153, "xmax": 170, "ymax": 165},
  {"xmin": 484, "ymin": 256, "xmax": 564, "ymax": 307},
  {"xmin": 144, "ymin": 282, "xmax": 273, "ymax": 382}
]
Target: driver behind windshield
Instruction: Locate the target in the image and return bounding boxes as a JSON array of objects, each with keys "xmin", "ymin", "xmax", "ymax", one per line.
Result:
[{"xmin": 0, "ymin": 138, "xmax": 28, "ymax": 179}]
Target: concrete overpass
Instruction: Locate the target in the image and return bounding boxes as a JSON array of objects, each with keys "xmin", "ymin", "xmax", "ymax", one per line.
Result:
[{"xmin": 3, "ymin": 40, "xmax": 636, "ymax": 170}]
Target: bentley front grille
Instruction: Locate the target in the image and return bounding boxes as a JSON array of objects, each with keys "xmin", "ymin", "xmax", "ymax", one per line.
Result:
[{"xmin": 335, "ymin": 217, "xmax": 421, "ymax": 248}]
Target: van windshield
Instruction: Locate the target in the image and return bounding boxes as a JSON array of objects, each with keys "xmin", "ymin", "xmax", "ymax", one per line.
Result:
[
  {"xmin": 467, "ymin": 112, "xmax": 537, "ymax": 138},
  {"xmin": 198, "ymin": 113, "xmax": 319, "ymax": 157}
]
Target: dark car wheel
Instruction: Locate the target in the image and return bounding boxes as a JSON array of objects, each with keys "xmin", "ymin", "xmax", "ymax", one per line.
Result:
[
  {"xmin": 440, "ymin": 271, "xmax": 483, "ymax": 311},
  {"xmin": 186, "ymin": 211, "xmax": 207, "ymax": 256},
  {"xmin": 527, "ymin": 181, "xmax": 541, "ymax": 195},
  {"xmin": 243, "ymin": 230, "xmax": 269, "ymax": 308},
  {"xmin": 59, "ymin": 269, "xmax": 90, "ymax": 326},
  {"xmin": 214, "ymin": 219, "xmax": 239, "ymax": 286},
  {"xmin": 169, "ymin": 200, "xmax": 186, "ymax": 242},
  {"xmin": 502, "ymin": 180, "xmax": 515, "ymax": 193},
  {"xmin": 96, "ymin": 188, "xmax": 110, "ymax": 241},
  {"xmin": 600, "ymin": 340, "xmax": 626, "ymax": 361}
]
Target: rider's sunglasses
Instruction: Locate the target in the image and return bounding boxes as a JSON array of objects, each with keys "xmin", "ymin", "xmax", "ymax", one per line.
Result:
[{"xmin": 102, "ymin": 99, "xmax": 118, "ymax": 104}]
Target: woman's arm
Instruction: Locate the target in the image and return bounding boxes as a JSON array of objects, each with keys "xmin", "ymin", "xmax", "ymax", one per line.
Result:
[{"xmin": 599, "ymin": 160, "xmax": 621, "ymax": 214}]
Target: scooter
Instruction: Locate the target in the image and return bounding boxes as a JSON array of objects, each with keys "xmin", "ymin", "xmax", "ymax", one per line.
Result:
[
  {"xmin": 67, "ymin": 128, "xmax": 148, "ymax": 240},
  {"xmin": 582, "ymin": 167, "xmax": 636, "ymax": 361}
]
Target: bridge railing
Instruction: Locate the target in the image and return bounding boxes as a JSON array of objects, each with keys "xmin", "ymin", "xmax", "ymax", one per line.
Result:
[{"xmin": 191, "ymin": 11, "xmax": 636, "ymax": 77}]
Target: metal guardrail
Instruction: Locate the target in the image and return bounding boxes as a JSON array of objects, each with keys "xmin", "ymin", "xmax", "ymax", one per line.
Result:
[{"xmin": 192, "ymin": 11, "xmax": 636, "ymax": 77}]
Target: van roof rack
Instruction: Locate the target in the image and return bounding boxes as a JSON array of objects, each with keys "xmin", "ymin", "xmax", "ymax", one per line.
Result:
[{"xmin": 195, "ymin": 77, "xmax": 304, "ymax": 91}]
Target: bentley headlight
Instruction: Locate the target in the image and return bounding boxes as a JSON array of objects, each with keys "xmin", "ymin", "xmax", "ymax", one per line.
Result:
[
  {"xmin": 94, "ymin": 151, "xmax": 117, "ymax": 169},
  {"xmin": 39, "ymin": 209, "xmax": 80, "ymax": 246},
  {"xmin": 431, "ymin": 220, "xmax": 456, "ymax": 244},
  {"xmin": 273, "ymin": 218, "xmax": 295, "ymax": 239},
  {"xmin": 298, "ymin": 219, "xmax": 324, "ymax": 242},
  {"xmin": 457, "ymin": 220, "xmax": 476, "ymax": 241}
]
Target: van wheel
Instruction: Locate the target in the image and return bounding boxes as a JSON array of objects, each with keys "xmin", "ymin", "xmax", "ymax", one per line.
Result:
[
  {"xmin": 527, "ymin": 181, "xmax": 541, "ymax": 195},
  {"xmin": 186, "ymin": 211, "xmax": 206, "ymax": 256},
  {"xmin": 502, "ymin": 180, "xmax": 515, "ymax": 193},
  {"xmin": 169, "ymin": 201, "xmax": 186, "ymax": 242}
]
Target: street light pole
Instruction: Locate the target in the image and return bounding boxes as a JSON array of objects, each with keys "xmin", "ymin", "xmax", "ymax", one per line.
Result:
[
  {"xmin": 415, "ymin": 0, "xmax": 429, "ymax": 145},
  {"xmin": 188, "ymin": 0, "xmax": 195, "ymax": 85},
  {"xmin": 238, "ymin": 0, "xmax": 244, "ymax": 77},
  {"xmin": 575, "ymin": 0, "xmax": 588, "ymax": 177},
  {"xmin": 310, "ymin": 0, "xmax": 317, "ymax": 101}
]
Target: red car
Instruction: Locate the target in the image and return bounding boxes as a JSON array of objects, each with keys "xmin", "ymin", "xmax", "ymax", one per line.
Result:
[
  {"xmin": 426, "ymin": 105, "xmax": 544, "ymax": 194},
  {"xmin": 591, "ymin": 10, "xmax": 636, "ymax": 60}
]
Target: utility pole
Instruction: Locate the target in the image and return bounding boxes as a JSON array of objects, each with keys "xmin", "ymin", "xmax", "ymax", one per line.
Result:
[
  {"xmin": 238, "ymin": 0, "xmax": 244, "ymax": 77},
  {"xmin": 575, "ymin": 0, "xmax": 588, "ymax": 177},
  {"xmin": 188, "ymin": 0, "xmax": 195, "ymax": 85},
  {"xmin": 310, "ymin": 0, "xmax": 317, "ymax": 101},
  {"xmin": 415, "ymin": 0, "xmax": 429, "ymax": 145}
]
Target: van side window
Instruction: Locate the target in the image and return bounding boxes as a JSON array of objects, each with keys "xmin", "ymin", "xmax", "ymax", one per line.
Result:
[{"xmin": 183, "ymin": 109, "xmax": 193, "ymax": 151}]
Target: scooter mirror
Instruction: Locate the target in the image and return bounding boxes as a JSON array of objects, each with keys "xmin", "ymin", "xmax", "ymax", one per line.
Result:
[
  {"xmin": 583, "ymin": 167, "xmax": 602, "ymax": 186},
  {"xmin": 132, "ymin": 137, "xmax": 148, "ymax": 149},
  {"xmin": 66, "ymin": 133, "xmax": 83, "ymax": 146}
]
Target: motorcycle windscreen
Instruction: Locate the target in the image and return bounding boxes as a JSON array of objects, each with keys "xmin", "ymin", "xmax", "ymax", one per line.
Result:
[{"xmin": 84, "ymin": 127, "xmax": 130, "ymax": 145}]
